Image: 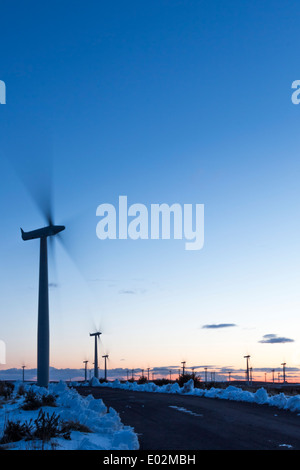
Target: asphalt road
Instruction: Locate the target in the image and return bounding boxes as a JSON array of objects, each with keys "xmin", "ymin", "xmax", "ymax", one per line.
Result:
[{"xmin": 76, "ymin": 386, "xmax": 300, "ymax": 450}]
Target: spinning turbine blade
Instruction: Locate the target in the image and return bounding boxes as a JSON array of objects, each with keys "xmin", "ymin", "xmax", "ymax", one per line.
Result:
[
  {"xmin": 7, "ymin": 131, "xmax": 55, "ymax": 226},
  {"xmin": 6, "ymin": 123, "xmax": 67, "ymax": 388},
  {"xmin": 55, "ymin": 210, "xmax": 91, "ymax": 276}
]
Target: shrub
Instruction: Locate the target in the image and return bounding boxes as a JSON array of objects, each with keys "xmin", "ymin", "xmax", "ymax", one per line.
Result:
[
  {"xmin": 16, "ymin": 384, "xmax": 26, "ymax": 397},
  {"xmin": 60, "ymin": 420, "xmax": 91, "ymax": 435},
  {"xmin": 0, "ymin": 381, "xmax": 14, "ymax": 400},
  {"xmin": 41, "ymin": 394, "xmax": 57, "ymax": 407},
  {"xmin": 33, "ymin": 410, "xmax": 62, "ymax": 442},
  {"xmin": 0, "ymin": 411, "xmax": 86, "ymax": 446},
  {"xmin": 22, "ymin": 389, "xmax": 43, "ymax": 410},
  {"xmin": 177, "ymin": 373, "xmax": 202, "ymax": 388},
  {"xmin": 22, "ymin": 389, "xmax": 57, "ymax": 410},
  {"xmin": 33, "ymin": 412, "xmax": 92, "ymax": 442},
  {"xmin": 0, "ymin": 419, "xmax": 33, "ymax": 444},
  {"xmin": 137, "ymin": 376, "xmax": 147, "ymax": 384},
  {"xmin": 153, "ymin": 378, "xmax": 171, "ymax": 386}
]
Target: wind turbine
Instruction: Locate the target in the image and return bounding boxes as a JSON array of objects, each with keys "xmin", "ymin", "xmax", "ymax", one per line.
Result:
[
  {"xmin": 102, "ymin": 354, "xmax": 109, "ymax": 381},
  {"xmin": 8, "ymin": 131, "xmax": 87, "ymax": 388},
  {"xmin": 22, "ymin": 364, "xmax": 26, "ymax": 382},
  {"xmin": 12, "ymin": 136, "xmax": 70, "ymax": 390},
  {"xmin": 244, "ymin": 355, "xmax": 250, "ymax": 384},
  {"xmin": 21, "ymin": 213, "xmax": 65, "ymax": 387},
  {"xmin": 281, "ymin": 362, "xmax": 286, "ymax": 383},
  {"xmin": 83, "ymin": 360, "xmax": 89, "ymax": 382},
  {"xmin": 90, "ymin": 331, "xmax": 101, "ymax": 378}
]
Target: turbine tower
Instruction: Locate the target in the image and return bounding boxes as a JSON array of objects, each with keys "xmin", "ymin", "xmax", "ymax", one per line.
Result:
[
  {"xmin": 21, "ymin": 223, "xmax": 65, "ymax": 387},
  {"xmin": 272, "ymin": 369, "xmax": 275, "ymax": 383},
  {"xmin": 83, "ymin": 360, "xmax": 88, "ymax": 382},
  {"xmin": 22, "ymin": 365, "xmax": 26, "ymax": 383},
  {"xmin": 90, "ymin": 332, "xmax": 101, "ymax": 378},
  {"xmin": 281, "ymin": 362, "xmax": 286, "ymax": 383},
  {"xmin": 102, "ymin": 354, "xmax": 109, "ymax": 381},
  {"xmin": 244, "ymin": 355, "xmax": 250, "ymax": 384}
]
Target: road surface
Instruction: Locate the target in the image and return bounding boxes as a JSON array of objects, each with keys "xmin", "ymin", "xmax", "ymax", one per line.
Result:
[{"xmin": 76, "ymin": 386, "xmax": 300, "ymax": 450}]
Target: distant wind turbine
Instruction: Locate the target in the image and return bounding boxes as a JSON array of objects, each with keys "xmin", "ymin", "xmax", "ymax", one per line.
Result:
[
  {"xmin": 281, "ymin": 362, "xmax": 287, "ymax": 383},
  {"xmin": 102, "ymin": 354, "xmax": 109, "ymax": 381},
  {"xmin": 22, "ymin": 365, "xmax": 26, "ymax": 382},
  {"xmin": 83, "ymin": 360, "xmax": 89, "ymax": 382},
  {"xmin": 244, "ymin": 355, "xmax": 250, "ymax": 384},
  {"xmin": 90, "ymin": 331, "xmax": 101, "ymax": 378}
]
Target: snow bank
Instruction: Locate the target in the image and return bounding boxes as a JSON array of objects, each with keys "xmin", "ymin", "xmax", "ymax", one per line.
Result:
[
  {"xmin": 88, "ymin": 379, "xmax": 300, "ymax": 414},
  {"xmin": 0, "ymin": 381, "xmax": 139, "ymax": 450}
]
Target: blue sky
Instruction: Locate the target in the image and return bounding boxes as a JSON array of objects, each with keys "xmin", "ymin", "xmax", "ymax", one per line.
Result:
[{"xmin": 0, "ymin": 1, "xmax": 300, "ymax": 380}]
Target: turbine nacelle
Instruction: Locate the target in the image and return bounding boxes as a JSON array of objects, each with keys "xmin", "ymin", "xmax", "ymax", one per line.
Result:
[{"xmin": 21, "ymin": 225, "xmax": 65, "ymax": 241}]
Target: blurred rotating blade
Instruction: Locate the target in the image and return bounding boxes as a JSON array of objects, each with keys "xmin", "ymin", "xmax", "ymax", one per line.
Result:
[{"xmin": 5, "ymin": 127, "xmax": 55, "ymax": 227}]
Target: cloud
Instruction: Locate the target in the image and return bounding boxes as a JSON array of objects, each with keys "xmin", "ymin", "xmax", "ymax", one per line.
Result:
[
  {"xmin": 119, "ymin": 289, "xmax": 136, "ymax": 295},
  {"xmin": 258, "ymin": 334, "xmax": 294, "ymax": 344},
  {"xmin": 118, "ymin": 288, "xmax": 147, "ymax": 295},
  {"xmin": 201, "ymin": 323, "xmax": 237, "ymax": 329}
]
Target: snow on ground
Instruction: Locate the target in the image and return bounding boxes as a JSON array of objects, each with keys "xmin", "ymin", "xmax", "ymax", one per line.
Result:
[
  {"xmin": 79, "ymin": 377, "xmax": 300, "ymax": 414},
  {"xmin": 0, "ymin": 381, "xmax": 139, "ymax": 450},
  {"xmin": 3, "ymin": 378, "xmax": 300, "ymax": 450}
]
